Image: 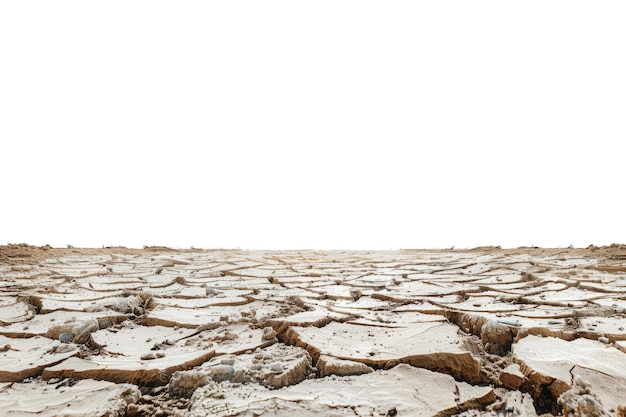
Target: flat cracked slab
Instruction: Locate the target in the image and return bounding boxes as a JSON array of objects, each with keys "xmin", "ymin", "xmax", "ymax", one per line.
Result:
[
  {"xmin": 0, "ymin": 378, "xmax": 140, "ymax": 417},
  {"xmin": 2, "ymin": 244, "xmax": 626, "ymax": 415},
  {"xmin": 41, "ymin": 350, "xmax": 216, "ymax": 386},
  {"xmin": 0, "ymin": 310, "xmax": 128, "ymax": 339},
  {"xmin": 0, "ymin": 335, "xmax": 79, "ymax": 382},
  {"xmin": 513, "ymin": 335, "xmax": 626, "ymax": 413},
  {"xmin": 286, "ymin": 321, "xmax": 481, "ymax": 382},
  {"xmin": 186, "ymin": 364, "xmax": 494, "ymax": 417}
]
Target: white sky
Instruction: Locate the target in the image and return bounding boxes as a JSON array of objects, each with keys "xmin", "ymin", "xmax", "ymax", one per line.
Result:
[{"xmin": 1, "ymin": 1, "xmax": 624, "ymax": 250}]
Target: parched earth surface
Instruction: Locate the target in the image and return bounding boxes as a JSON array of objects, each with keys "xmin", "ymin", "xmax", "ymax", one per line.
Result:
[{"xmin": 2, "ymin": 244, "xmax": 626, "ymax": 417}]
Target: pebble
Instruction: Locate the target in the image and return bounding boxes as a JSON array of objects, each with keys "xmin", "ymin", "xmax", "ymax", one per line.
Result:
[
  {"xmin": 497, "ymin": 318, "xmax": 522, "ymax": 327},
  {"xmin": 141, "ymin": 351, "xmax": 166, "ymax": 360},
  {"xmin": 59, "ymin": 333, "xmax": 75, "ymax": 343}
]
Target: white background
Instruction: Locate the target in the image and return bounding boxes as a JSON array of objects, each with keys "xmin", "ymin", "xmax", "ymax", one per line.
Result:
[{"xmin": 1, "ymin": 1, "xmax": 624, "ymax": 250}]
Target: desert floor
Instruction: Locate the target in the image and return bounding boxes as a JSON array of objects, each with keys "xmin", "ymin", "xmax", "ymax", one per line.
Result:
[{"xmin": 1, "ymin": 244, "xmax": 626, "ymax": 416}]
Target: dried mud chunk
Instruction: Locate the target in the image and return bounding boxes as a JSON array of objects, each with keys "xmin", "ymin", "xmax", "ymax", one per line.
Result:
[
  {"xmin": 102, "ymin": 294, "xmax": 144, "ymax": 314},
  {"xmin": 558, "ymin": 376, "xmax": 610, "ymax": 417},
  {"xmin": 47, "ymin": 318, "xmax": 99, "ymax": 344},
  {"xmin": 169, "ymin": 344, "xmax": 312, "ymax": 397},
  {"xmin": 73, "ymin": 320, "xmax": 100, "ymax": 344},
  {"xmin": 474, "ymin": 390, "xmax": 538, "ymax": 417},
  {"xmin": 169, "ymin": 369, "xmax": 213, "ymax": 398},
  {"xmin": 262, "ymin": 326, "xmax": 277, "ymax": 340},
  {"xmin": 481, "ymin": 321, "xmax": 514, "ymax": 355},
  {"xmin": 316, "ymin": 355, "xmax": 373, "ymax": 377},
  {"xmin": 499, "ymin": 364, "xmax": 526, "ymax": 389}
]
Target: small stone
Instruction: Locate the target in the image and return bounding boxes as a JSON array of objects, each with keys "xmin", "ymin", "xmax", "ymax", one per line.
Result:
[
  {"xmin": 59, "ymin": 333, "xmax": 74, "ymax": 343},
  {"xmin": 141, "ymin": 353, "xmax": 157, "ymax": 360},
  {"xmin": 497, "ymin": 318, "xmax": 522, "ymax": 327},
  {"xmin": 598, "ymin": 336, "xmax": 610, "ymax": 344}
]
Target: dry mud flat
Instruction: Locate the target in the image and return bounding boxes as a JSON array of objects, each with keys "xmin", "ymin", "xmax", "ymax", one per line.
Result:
[{"xmin": 1, "ymin": 245, "xmax": 626, "ymax": 416}]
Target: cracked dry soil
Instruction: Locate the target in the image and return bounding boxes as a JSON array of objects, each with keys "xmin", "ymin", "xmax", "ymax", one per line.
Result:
[{"xmin": 1, "ymin": 244, "xmax": 626, "ymax": 416}]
